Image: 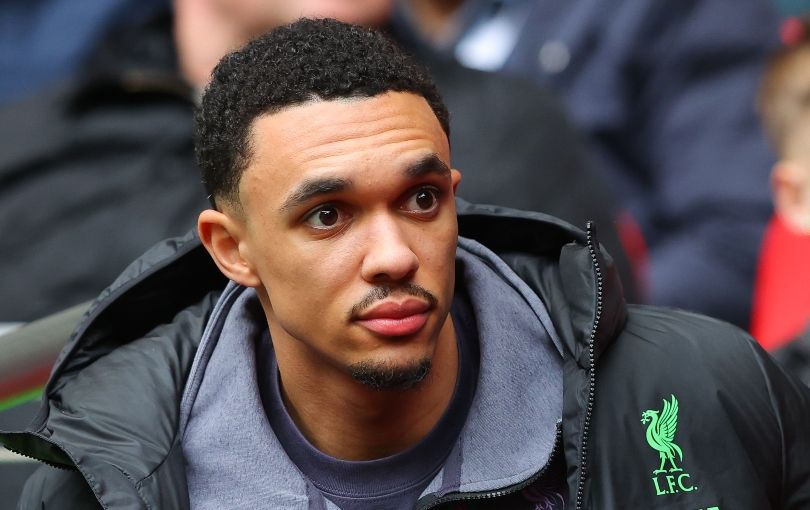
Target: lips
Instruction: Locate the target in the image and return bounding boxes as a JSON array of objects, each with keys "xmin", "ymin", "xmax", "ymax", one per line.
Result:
[{"xmin": 354, "ymin": 299, "xmax": 431, "ymax": 337}]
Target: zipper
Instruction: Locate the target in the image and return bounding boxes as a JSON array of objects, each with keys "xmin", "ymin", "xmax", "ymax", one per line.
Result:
[
  {"xmin": 574, "ymin": 221, "xmax": 603, "ymax": 510},
  {"xmin": 417, "ymin": 422, "xmax": 563, "ymax": 510},
  {"xmin": 3, "ymin": 432, "xmax": 74, "ymax": 471},
  {"xmin": 5, "ymin": 431, "xmax": 112, "ymax": 509}
]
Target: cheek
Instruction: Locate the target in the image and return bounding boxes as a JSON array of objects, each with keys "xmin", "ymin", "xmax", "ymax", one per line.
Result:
[
  {"xmin": 432, "ymin": 217, "xmax": 459, "ymax": 258},
  {"xmin": 260, "ymin": 239, "xmax": 359, "ymax": 313},
  {"xmin": 414, "ymin": 222, "xmax": 458, "ymax": 283},
  {"xmin": 437, "ymin": 226, "xmax": 459, "ymax": 289}
]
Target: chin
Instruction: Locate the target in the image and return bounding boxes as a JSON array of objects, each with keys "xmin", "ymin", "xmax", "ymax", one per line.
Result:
[{"xmin": 348, "ymin": 356, "xmax": 432, "ymax": 391}]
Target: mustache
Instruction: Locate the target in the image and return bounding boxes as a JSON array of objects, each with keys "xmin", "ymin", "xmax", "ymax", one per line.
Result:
[{"xmin": 349, "ymin": 283, "xmax": 438, "ymax": 319}]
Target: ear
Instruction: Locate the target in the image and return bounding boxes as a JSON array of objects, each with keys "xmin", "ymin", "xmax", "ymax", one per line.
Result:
[
  {"xmin": 198, "ymin": 209, "xmax": 262, "ymax": 287},
  {"xmin": 772, "ymin": 160, "xmax": 809, "ymax": 230},
  {"xmin": 451, "ymin": 168, "xmax": 462, "ymax": 194}
]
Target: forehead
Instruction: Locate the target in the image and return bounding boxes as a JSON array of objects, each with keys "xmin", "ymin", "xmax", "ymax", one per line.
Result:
[{"xmin": 239, "ymin": 92, "xmax": 449, "ymax": 207}]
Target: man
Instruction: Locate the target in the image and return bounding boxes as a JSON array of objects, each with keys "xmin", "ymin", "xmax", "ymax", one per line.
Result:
[{"xmin": 3, "ymin": 19, "xmax": 810, "ymax": 509}]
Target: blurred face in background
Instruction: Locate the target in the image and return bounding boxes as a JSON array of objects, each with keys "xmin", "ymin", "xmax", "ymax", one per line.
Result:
[
  {"xmin": 176, "ymin": 0, "xmax": 395, "ymax": 87},
  {"xmin": 773, "ymin": 113, "xmax": 810, "ymax": 234},
  {"xmin": 213, "ymin": 0, "xmax": 394, "ymax": 32}
]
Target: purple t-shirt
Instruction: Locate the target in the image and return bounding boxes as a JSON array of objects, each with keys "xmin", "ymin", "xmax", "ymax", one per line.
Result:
[{"xmin": 256, "ymin": 293, "xmax": 479, "ymax": 510}]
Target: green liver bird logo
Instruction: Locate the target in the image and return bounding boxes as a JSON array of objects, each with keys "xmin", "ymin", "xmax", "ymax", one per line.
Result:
[{"xmin": 641, "ymin": 395, "xmax": 683, "ymax": 474}]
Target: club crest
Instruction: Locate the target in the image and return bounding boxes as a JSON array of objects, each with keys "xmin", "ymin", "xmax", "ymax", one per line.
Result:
[{"xmin": 641, "ymin": 395, "xmax": 696, "ymax": 496}]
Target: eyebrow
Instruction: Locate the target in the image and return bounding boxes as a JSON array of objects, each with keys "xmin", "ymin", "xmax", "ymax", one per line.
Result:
[
  {"xmin": 280, "ymin": 177, "xmax": 351, "ymax": 212},
  {"xmin": 406, "ymin": 154, "xmax": 451, "ymax": 179},
  {"xmin": 279, "ymin": 154, "xmax": 450, "ymax": 213}
]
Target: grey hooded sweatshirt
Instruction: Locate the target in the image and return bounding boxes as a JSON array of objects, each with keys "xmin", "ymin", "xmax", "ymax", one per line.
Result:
[{"xmin": 179, "ymin": 237, "xmax": 565, "ymax": 509}]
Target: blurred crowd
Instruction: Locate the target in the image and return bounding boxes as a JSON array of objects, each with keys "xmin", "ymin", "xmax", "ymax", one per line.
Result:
[{"xmin": 1, "ymin": 1, "xmax": 810, "ymax": 374}]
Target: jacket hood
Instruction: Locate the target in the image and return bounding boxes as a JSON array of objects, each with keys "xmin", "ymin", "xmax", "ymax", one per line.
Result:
[{"xmin": 455, "ymin": 200, "xmax": 626, "ymax": 369}]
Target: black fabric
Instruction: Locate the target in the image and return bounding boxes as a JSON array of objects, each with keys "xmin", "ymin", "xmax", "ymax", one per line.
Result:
[
  {"xmin": 4, "ymin": 205, "xmax": 810, "ymax": 509},
  {"xmin": 0, "ymin": 13, "xmax": 208, "ymax": 322},
  {"xmin": 772, "ymin": 329, "xmax": 810, "ymax": 388},
  {"xmin": 18, "ymin": 466, "xmax": 99, "ymax": 508},
  {"xmin": 577, "ymin": 307, "xmax": 810, "ymax": 508}
]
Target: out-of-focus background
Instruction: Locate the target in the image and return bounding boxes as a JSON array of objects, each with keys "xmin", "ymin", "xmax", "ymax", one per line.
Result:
[{"xmin": 3, "ymin": 0, "xmax": 810, "ymax": 503}]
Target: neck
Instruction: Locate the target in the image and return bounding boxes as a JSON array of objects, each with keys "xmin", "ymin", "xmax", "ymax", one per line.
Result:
[{"xmin": 270, "ymin": 315, "xmax": 458, "ymax": 461}]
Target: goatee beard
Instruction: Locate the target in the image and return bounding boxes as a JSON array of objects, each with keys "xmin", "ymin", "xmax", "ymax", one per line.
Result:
[{"xmin": 349, "ymin": 358, "xmax": 432, "ymax": 391}]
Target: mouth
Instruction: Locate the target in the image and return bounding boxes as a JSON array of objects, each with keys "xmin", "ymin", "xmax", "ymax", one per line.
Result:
[{"xmin": 354, "ymin": 299, "xmax": 432, "ymax": 337}]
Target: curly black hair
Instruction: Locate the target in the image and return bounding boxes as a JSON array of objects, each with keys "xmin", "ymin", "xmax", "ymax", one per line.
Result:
[{"xmin": 195, "ymin": 18, "xmax": 449, "ymax": 208}]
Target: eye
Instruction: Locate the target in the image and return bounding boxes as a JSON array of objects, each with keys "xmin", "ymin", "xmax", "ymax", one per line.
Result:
[
  {"xmin": 304, "ymin": 205, "xmax": 344, "ymax": 229},
  {"xmin": 402, "ymin": 187, "xmax": 440, "ymax": 214}
]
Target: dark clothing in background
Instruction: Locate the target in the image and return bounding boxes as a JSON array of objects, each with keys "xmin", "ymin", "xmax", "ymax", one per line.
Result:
[
  {"xmin": 398, "ymin": 0, "xmax": 780, "ymax": 327},
  {"xmin": 0, "ymin": 0, "xmax": 166, "ymax": 103},
  {"xmin": 0, "ymin": 11, "xmax": 634, "ymax": 321},
  {"xmin": 0, "ymin": 15, "xmax": 208, "ymax": 321},
  {"xmin": 774, "ymin": 329, "xmax": 810, "ymax": 387}
]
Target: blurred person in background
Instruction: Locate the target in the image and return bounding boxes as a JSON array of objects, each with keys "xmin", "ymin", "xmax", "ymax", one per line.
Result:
[
  {"xmin": 752, "ymin": 13, "xmax": 810, "ymax": 384},
  {"xmin": 0, "ymin": 0, "xmax": 635, "ymax": 323},
  {"xmin": 390, "ymin": 0, "xmax": 782, "ymax": 329}
]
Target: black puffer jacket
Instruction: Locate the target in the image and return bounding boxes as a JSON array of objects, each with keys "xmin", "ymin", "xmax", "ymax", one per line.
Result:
[{"xmin": 2, "ymin": 204, "xmax": 809, "ymax": 509}]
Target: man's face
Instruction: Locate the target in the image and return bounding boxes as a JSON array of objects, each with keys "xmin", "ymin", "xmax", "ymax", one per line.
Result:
[{"xmin": 233, "ymin": 92, "xmax": 460, "ymax": 387}]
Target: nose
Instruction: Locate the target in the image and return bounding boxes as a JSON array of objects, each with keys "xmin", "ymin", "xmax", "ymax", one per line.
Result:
[{"xmin": 360, "ymin": 213, "xmax": 419, "ymax": 283}]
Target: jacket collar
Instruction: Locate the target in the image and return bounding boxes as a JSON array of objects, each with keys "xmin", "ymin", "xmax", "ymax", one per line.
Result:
[{"xmin": 456, "ymin": 200, "xmax": 626, "ymax": 368}]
